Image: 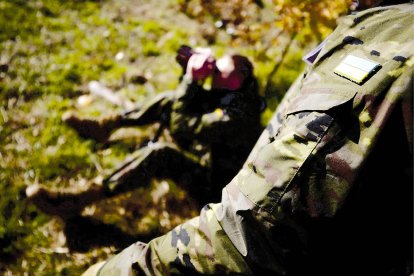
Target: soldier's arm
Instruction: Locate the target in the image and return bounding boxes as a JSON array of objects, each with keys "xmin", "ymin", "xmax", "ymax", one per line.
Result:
[
  {"xmin": 85, "ymin": 201, "xmax": 253, "ymax": 275},
  {"xmin": 118, "ymin": 90, "xmax": 176, "ymax": 127},
  {"xmin": 169, "ymin": 76, "xmax": 207, "ymax": 138}
]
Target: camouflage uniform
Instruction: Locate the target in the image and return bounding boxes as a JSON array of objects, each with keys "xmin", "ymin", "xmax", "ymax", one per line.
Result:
[
  {"xmin": 85, "ymin": 4, "xmax": 413, "ymax": 275},
  {"xmin": 99, "ymin": 74, "xmax": 263, "ymax": 203}
]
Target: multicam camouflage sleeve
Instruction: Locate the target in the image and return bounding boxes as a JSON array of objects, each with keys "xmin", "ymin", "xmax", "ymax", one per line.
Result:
[
  {"xmin": 84, "ymin": 4, "xmax": 414, "ymax": 275},
  {"xmin": 168, "ymin": 76, "xmax": 207, "ymax": 140}
]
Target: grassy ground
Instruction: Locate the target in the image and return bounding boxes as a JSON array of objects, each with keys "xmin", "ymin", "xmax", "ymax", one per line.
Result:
[{"xmin": 0, "ymin": 0, "xmax": 337, "ymax": 274}]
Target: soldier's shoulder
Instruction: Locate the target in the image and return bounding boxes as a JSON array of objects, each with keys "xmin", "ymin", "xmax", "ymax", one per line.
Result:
[{"xmin": 348, "ymin": 3, "xmax": 414, "ymax": 21}]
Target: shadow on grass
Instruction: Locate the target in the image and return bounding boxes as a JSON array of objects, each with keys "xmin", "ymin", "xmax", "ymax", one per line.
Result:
[{"xmin": 64, "ymin": 215, "xmax": 161, "ymax": 252}]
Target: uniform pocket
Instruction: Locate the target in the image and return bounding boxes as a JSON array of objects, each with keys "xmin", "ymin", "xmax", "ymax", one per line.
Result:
[{"xmin": 234, "ymin": 89, "xmax": 356, "ymax": 216}]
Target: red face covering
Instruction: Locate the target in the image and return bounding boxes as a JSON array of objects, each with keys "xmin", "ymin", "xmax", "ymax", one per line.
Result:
[{"xmin": 212, "ymin": 55, "xmax": 252, "ymax": 91}]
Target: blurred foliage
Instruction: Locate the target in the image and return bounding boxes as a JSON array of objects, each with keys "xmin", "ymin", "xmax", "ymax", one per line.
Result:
[{"xmin": 0, "ymin": 0, "xmax": 349, "ymax": 274}]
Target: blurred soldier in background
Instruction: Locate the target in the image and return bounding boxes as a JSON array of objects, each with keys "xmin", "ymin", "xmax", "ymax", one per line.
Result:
[
  {"xmin": 27, "ymin": 46, "xmax": 265, "ymax": 217},
  {"xmin": 83, "ymin": 1, "xmax": 414, "ymax": 275}
]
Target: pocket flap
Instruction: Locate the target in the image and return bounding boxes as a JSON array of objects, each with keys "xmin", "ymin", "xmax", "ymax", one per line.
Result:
[{"xmin": 286, "ymin": 88, "xmax": 357, "ymax": 115}]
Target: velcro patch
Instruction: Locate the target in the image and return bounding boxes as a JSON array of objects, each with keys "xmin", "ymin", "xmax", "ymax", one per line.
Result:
[{"xmin": 334, "ymin": 55, "xmax": 381, "ymax": 84}]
